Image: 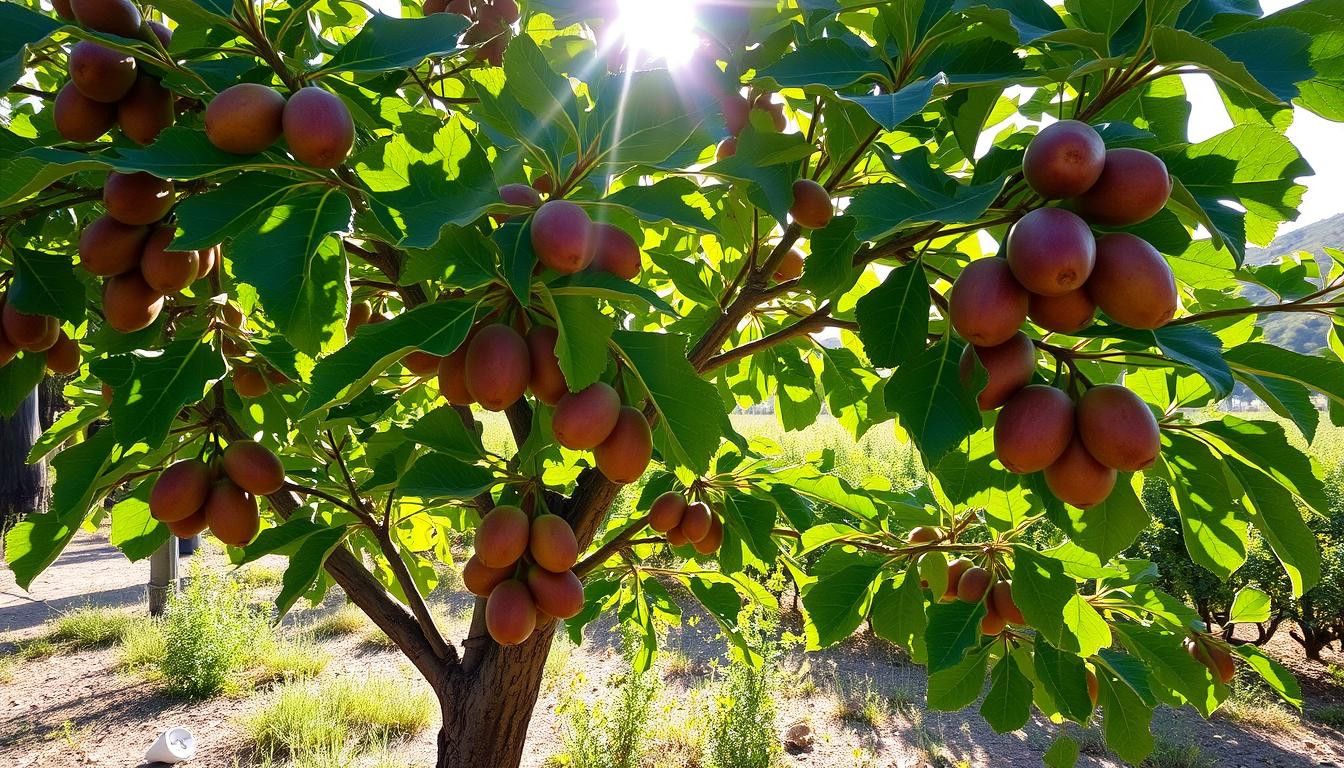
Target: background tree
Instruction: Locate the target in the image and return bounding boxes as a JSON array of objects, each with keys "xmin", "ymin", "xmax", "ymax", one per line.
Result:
[{"xmin": 1, "ymin": 1, "xmax": 1343, "ymax": 766}]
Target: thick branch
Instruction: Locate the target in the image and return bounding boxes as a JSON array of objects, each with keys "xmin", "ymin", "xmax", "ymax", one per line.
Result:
[
  {"xmin": 1169, "ymin": 300, "xmax": 1343, "ymax": 326},
  {"xmin": 573, "ymin": 513, "xmax": 651, "ymax": 578},
  {"xmin": 702, "ymin": 305, "xmax": 839, "ymax": 372},
  {"xmin": 371, "ymin": 522, "xmax": 455, "ymax": 661}
]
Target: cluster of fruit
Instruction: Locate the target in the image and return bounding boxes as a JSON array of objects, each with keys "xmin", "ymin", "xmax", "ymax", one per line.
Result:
[
  {"xmin": 217, "ymin": 303, "xmax": 292, "ymax": 399},
  {"xmin": 513, "ymin": 198, "xmax": 643, "ymax": 280},
  {"xmin": 1184, "ymin": 635, "xmax": 1237, "ymax": 685},
  {"xmin": 714, "ymin": 88, "xmax": 787, "ymax": 161},
  {"xmin": 204, "ymin": 83, "xmax": 354, "ymax": 168},
  {"xmin": 78, "ymin": 172, "xmax": 220, "ymax": 333},
  {"xmin": 464, "ymin": 505, "xmax": 585, "ymax": 645},
  {"xmin": 52, "ymin": 0, "xmax": 175, "ymax": 146},
  {"xmin": 952, "ymin": 121, "xmax": 1172, "ymax": 508},
  {"xmin": 148, "ymin": 440, "xmax": 285, "ymax": 547},
  {"xmin": 423, "ymin": 0, "xmax": 520, "ymax": 66},
  {"xmin": 647, "ymin": 491, "xmax": 723, "ymax": 555},
  {"xmin": 0, "ymin": 294, "xmax": 78, "ymax": 375}
]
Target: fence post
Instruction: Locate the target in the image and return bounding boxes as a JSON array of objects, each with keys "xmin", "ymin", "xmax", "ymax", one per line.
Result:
[{"xmin": 148, "ymin": 536, "xmax": 178, "ymax": 616}]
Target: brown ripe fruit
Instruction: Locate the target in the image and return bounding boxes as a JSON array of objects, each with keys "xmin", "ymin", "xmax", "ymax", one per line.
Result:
[
  {"xmin": 205, "ymin": 83, "xmax": 287, "ymax": 155},
  {"xmin": 692, "ymin": 515, "xmax": 724, "ymax": 555},
  {"xmin": 282, "ymin": 87, "xmax": 355, "ymax": 168},
  {"xmin": 942, "ymin": 558, "xmax": 972, "ymax": 603},
  {"xmin": 403, "ymin": 350, "xmax": 442, "ymax": 377},
  {"xmin": 1086, "ymin": 669, "xmax": 1099, "ymax": 707},
  {"xmin": 147, "ymin": 20, "xmax": 172, "ymax": 47},
  {"xmin": 68, "ymin": 42, "xmax": 137, "ymax": 103},
  {"xmin": 958, "ymin": 332, "xmax": 1036, "ymax": 411},
  {"xmin": 197, "ymin": 245, "xmax": 219, "ymax": 280},
  {"xmin": 463, "ymin": 554, "xmax": 513, "ymax": 598},
  {"xmin": 1022, "ymin": 120, "xmax": 1106, "ymax": 199},
  {"xmin": 994, "ymin": 385, "xmax": 1075, "ymax": 474},
  {"xmin": 54, "ymin": 83, "xmax": 117, "ymax": 143},
  {"xmin": 1087, "ymin": 233, "xmax": 1178, "ymax": 330},
  {"xmin": 722, "ymin": 92, "xmax": 750, "ymax": 135},
  {"xmin": 150, "ymin": 459, "xmax": 212, "ymax": 523},
  {"xmin": 423, "ymin": 0, "xmax": 448, "ymax": 12},
  {"xmin": 1074, "ymin": 148, "xmax": 1171, "ymax": 226},
  {"xmin": 1077, "ymin": 384, "xmax": 1161, "ymax": 472},
  {"xmin": 1044, "ymin": 437, "xmax": 1116, "ymax": 509},
  {"xmin": 204, "ymin": 480, "xmax": 260, "ymax": 547},
  {"xmin": 221, "ymin": 440, "xmax": 284, "ymax": 495},
  {"xmin": 716, "ymin": 137, "xmax": 737, "ymax": 161},
  {"xmin": 437, "ymin": 345, "xmax": 474, "ymax": 405},
  {"xmin": 773, "ymin": 248, "xmax": 805, "ymax": 282},
  {"xmin": 100, "ymin": 382, "xmax": 113, "ymax": 404},
  {"xmin": 464, "ymin": 324, "xmax": 531, "ymax": 410},
  {"xmin": 906, "ymin": 526, "xmax": 942, "ymax": 544},
  {"xmin": 233, "ymin": 366, "xmax": 269, "ymax": 398},
  {"xmin": 496, "ymin": 183, "xmax": 543, "ymax": 223},
  {"xmin": 167, "ymin": 507, "xmax": 209, "ymax": 538},
  {"xmin": 586, "ymin": 223, "xmax": 642, "ymax": 280},
  {"xmin": 139, "ymin": 227, "xmax": 199, "ymax": 294},
  {"xmin": 0, "ymin": 333, "xmax": 17, "ymax": 368},
  {"xmin": 476, "ymin": 505, "xmax": 530, "ymax": 568},
  {"xmin": 990, "ymin": 581, "xmax": 1025, "ymax": 625},
  {"xmin": 485, "ymin": 579, "xmax": 537, "ymax": 646},
  {"xmin": 54, "ymin": 0, "xmax": 74, "ymax": 19},
  {"xmin": 45, "ymin": 332, "xmax": 80, "ymax": 375},
  {"xmin": 949, "ymin": 258, "xmax": 1029, "ymax": 347},
  {"xmin": 78, "ymin": 216, "xmax": 149, "ymax": 276},
  {"xmin": 531, "ymin": 201, "xmax": 594, "ymax": 274},
  {"xmin": 484, "ymin": 0, "xmax": 519, "ymax": 23},
  {"xmin": 665, "ymin": 525, "xmax": 690, "ymax": 547},
  {"xmin": 679, "ymin": 501, "xmax": 712, "ymax": 543},
  {"xmin": 346, "ymin": 301, "xmax": 372, "ymax": 337},
  {"xmin": 956, "ymin": 566, "xmax": 991, "ymax": 603},
  {"xmin": 594, "ymin": 406, "xmax": 653, "ymax": 484},
  {"xmin": 981, "ymin": 604, "xmax": 1007, "ymax": 636},
  {"xmin": 70, "ymin": 0, "xmax": 143, "ymax": 37},
  {"xmin": 552, "ymin": 382, "xmax": 621, "ymax": 450},
  {"xmin": 1029, "ymin": 289, "xmax": 1095, "ymax": 334},
  {"xmin": 526, "ymin": 564, "xmax": 584, "ymax": 620},
  {"xmin": 117, "ymin": 74, "xmax": 175, "ymax": 146},
  {"xmin": 2, "ymin": 303, "xmax": 59, "ymax": 352},
  {"xmin": 648, "ymin": 491, "xmax": 687, "ymax": 533},
  {"xmin": 790, "ymin": 179, "xmax": 833, "ymax": 230},
  {"xmin": 526, "ymin": 325, "xmax": 567, "ymax": 406},
  {"xmin": 1005, "ymin": 208, "xmax": 1095, "ymax": 297},
  {"xmin": 103, "ymin": 171, "xmax": 175, "ymax": 226},
  {"xmin": 529, "ymin": 514, "xmax": 578, "ymax": 573},
  {"xmin": 1206, "ymin": 644, "xmax": 1236, "ymax": 685}
]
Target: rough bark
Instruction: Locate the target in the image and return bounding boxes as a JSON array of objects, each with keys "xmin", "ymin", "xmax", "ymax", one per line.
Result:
[{"xmin": 0, "ymin": 387, "xmax": 48, "ymax": 536}]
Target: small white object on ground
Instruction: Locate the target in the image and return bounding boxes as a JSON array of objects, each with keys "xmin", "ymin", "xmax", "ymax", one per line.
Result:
[{"xmin": 145, "ymin": 726, "xmax": 196, "ymax": 764}]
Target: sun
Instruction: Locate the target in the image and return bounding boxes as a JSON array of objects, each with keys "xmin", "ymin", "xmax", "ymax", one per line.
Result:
[{"xmin": 611, "ymin": 0, "xmax": 701, "ymax": 66}]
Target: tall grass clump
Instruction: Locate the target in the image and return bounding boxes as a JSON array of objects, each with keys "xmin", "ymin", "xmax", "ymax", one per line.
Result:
[
  {"xmin": 705, "ymin": 609, "xmax": 782, "ymax": 768},
  {"xmin": 558, "ymin": 637, "xmax": 661, "ymax": 768},
  {"xmin": 159, "ymin": 564, "xmax": 267, "ymax": 697},
  {"xmin": 48, "ymin": 606, "xmax": 139, "ymax": 649}
]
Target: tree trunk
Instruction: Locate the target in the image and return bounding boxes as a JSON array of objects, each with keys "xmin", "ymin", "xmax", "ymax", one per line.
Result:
[
  {"xmin": 437, "ymin": 620, "xmax": 557, "ymax": 768},
  {"xmin": 0, "ymin": 387, "xmax": 48, "ymax": 538}
]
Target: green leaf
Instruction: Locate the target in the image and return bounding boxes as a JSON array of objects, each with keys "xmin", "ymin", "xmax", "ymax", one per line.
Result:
[
  {"xmin": 171, "ymin": 173, "xmax": 300, "ymax": 251},
  {"xmin": 92, "ymin": 336, "xmax": 227, "ymax": 449},
  {"xmin": 354, "ymin": 114, "xmax": 498, "ymax": 249},
  {"xmin": 1221, "ymin": 456, "xmax": 1321, "ymax": 596},
  {"xmin": 841, "ymin": 75, "xmax": 947, "ymax": 130},
  {"xmin": 703, "ymin": 127, "xmax": 812, "ymax": 225},
  {"xmin": 1043, "ymin": 734, "xmax": 1080, "ymax": 768},
  {"xmin": 927, "ymin": 646, "xmax": 989, "ymax": 711},
  {"xmin": 399, "ymin": 452, "xmax": 496, "ymax": 500},
  {"xmin": 1012, "ymin": 547, "xmax": 1090, "ymax": 654},
  {"xmin": 405, "ymin": 406, "xmax": 485, "ymax": 462},
  {"xmin": 239, "ymin": 517, "xmax": 330, "ymax": 566},
  {"xmin": 800, "ymin": 548, "xmax": 883, "ymax": 649},
  {"xmin": 1224, "ymin": 342, "xmax": 1344, "ymax": 410},
  {"xmin": 682, "ymin": 573, "xmax": 761, "ymax": 667},
  {"xmin": 320, "ymin": 14, "xmax": 469, "ymax": 73},
  {"xmin": 1151, "ymin": 26, "xmax": 1296, "ymax": 104},
  {"xmin": 0, "ymin": 4, "xmax": 63, "ymax": 91},
  {"xmin": 980, "ymin": 654, "xmax": 1032, "ymax": 733},
  {"xmin": 759, "ymin": 37, "xmax": 884, "ymax": 89},
  {"xmin": 0, "ymin": 143, "xmax": 102, "ymax": 207},
  {"xmin": 8, "ymin": 249, "xmax": 84, "ymax": 323},
  {"xmin": 1197, "ymin": 416, "xmax": 1329, "ymax": 514},
  {"xmin": 847, "ymin": 162, "xmax": 1003, "ymax": 241},
  {"xmin": 1228, "ymin": 587, "xmax": 1272, "ymax": 624},
  {"xmin": 539, "ymin": 289, "xmax": 615, "ymax": 393},
  {"xmin": 924, "ymin": 600, "xmax": 987, "ymax": 673},
  {"xmin": 1098, "ymin": 673, "xmax": 1155, "ymax": 765},
  {"xmin": 276, "ymin": 526, "xmax": 349, "ymax": 617},
  {"xmin": 1234, "ymin": 644, "xmax": 1303, "ymax": 709},
  {"xmin": 502, "ymin": 35, "xmax": 578, "ymax": 143},
  {"xmin": 870, "ymin": 566, "xmax": 928, "ymax": 664},
  {"xmin": 1063, "ymin": 0, "xmax": 1142, "ymax": 44},
  {"xmin": 611, "ymin": 330, "xmax": 723, "ymax": 473},
  {"xmin": 855, "ymin": 260, "xmax": 930, "ymax": 368},
  {"xmin": 402, "ymin": 225, "xmax": 499, "ymax": 288},
  {"xmin": 1161, "ymin": 432, "xmax": 1250, "ymax": 578},
  {"xmin": 549, "ymin": 271, "xmax": 678, "ymax": 316},
  {"xmin": 1049, "ymin": 475, "xmax": 1148, "ymax": 562},
  {"xmin": 601, "ymin": 178, "xmax": 715, "ymax": 233},
  {"xmin": 109, "ymin": 127, "xmax": 266, "ymax": 180},
  {"xmin": 1152, "ymin": 324, "xmax": 1234, "ymax": 398},
  {"xmin": 1034, "ymin": 638, "xmax": 1095, "ymax": 723},
  {"xmin": 799, "ymin": 216, "xmax": 861, "ymax": 301},
  {"xmin": 1114, "ymin": 623, "xmax": 1219, "ymax": 716},
  {"xmin": 595, "ymin": 69, "xmax": 704, "ymax": 169},
  {"xmin": 884, "ymin": 339, "xmax": 982, "ymax": 465},
  {"xmin": 720, "ymin": 489, "xmax": 780, "ymax": 565},
  {"xmin": 152, "ymin": 0, "xmax": 232, "ymax": 25},
  {"xmin": 0, "ymin": 353, "xmax": 45, "ymax": 418},
  {"xmin": 231, "ymin": 186, "xmax": 353, "ymax": 356},
  {"xmin": 109, "ymin": 484, "xmax": 168, "ymax": 562},
  {"xmin": 305, "ymin": 300, "xmax": 477, "ymax": 414}
]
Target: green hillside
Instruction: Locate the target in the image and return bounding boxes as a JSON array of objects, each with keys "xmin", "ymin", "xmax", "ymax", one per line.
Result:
[{"xmin": 1242, "ymin": 214, "xmax": 1343, "ymax": 353}]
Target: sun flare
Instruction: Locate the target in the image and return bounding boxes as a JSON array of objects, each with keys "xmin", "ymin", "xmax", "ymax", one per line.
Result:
[{"xmin": 612, "ymin": 0, "xmax": 701, "ymax": 66}]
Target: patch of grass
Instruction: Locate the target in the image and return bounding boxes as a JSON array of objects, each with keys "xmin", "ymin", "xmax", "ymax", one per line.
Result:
[
  {"xmin": 543, "ymin": 634, "xmax": 574, "ymax": 691},
  {"xmin": 118, "ymin": 619, "xmax": 166, "ymax": 672},
  {"xmin": 1142, "ymin": 740, "xmax": 1215, "ymax": 768},
  {"xmin": 1216, "ymin": 686, "xmax": 1300, "ymax": 731},
  {"xmin": 360, "ymin": 625, "xmax": 398, "ymax": 649},
  {"xmin": 252, "ymin": 634, "xmax": 329, "ymax": 684},
  {"xmin": 245, "ymin": 674, "xmax": 434, "ymax": 763},
  {"xmin": 901, "ymin": 709, "xmax": 955, "ymax": 768},
  {"xmin": 234, "ymin": 563, "xmax": 285, "ymax": 589},
  {"xmin": 0, "ymin": 654, "xmax": 16, "ymax": 684},
  {"xmin": 1312, "ymin": 705, "xmax": 1344, "ymax": 728},
  {"xmin": 558, "ymin": 661, "xmax": 661, "ymax": 768},
  {"xmin": 48, "ymin": 606, "xmax": 139, "ymax": 649},
  {"xmin": 660, "ymin": 649, "xmax": 695, "ymax": 680},
  {"xmin": 705, "ymin": 658, "xmax": 780, "ymax": 768},
  {"xmin": 160, "ymin": 565, "xmax": 268, "ymax": 698},
  {"xmin": 17, "ymin": 638, "xmax": 57, "ymax": 660},
  {"xmin": 834, "ymin": 676, "xmax": 887, "ymax": 729},
  {"xmin": 644, "ymin": 691, "xmax": 708, "ymax": 768},
  {"xmin": 310, "ymin": 603, "xmax": 370, "ymax": 638},
  {"xmin": 1328, "ymin": 663, "xmax": 1344, "ymax": 688}
]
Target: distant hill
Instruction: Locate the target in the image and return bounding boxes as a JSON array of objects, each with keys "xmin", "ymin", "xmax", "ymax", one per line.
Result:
[{"xmin": 1242, "ymin": 214, "xmax": 1342, "ymax": 353}]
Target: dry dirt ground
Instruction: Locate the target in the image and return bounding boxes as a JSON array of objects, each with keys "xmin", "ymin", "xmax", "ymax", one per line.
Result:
[{"xmin": 2, "ymin": 530, "xmax": 1342, "ymax": 768}]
